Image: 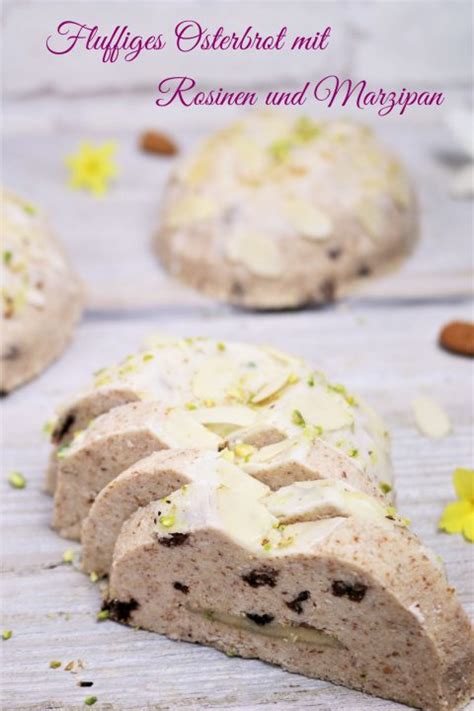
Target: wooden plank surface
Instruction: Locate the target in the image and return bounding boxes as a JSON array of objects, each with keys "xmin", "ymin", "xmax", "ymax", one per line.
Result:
[{"xmin": 1, "ymin": 4, "xmax": 474, "ymax": 704}]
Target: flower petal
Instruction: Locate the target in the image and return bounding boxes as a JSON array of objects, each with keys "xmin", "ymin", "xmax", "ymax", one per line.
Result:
[
  {"xmin": 438, "ymin": 500, "xmax": 472, "ymax": 533},
  {"xmin": 453, "ymin": 468, "xmax": 474, "ymax": 502},
  {"xmin": 462, "ymin": 512, "xmax": 474, "ymax": 542}
]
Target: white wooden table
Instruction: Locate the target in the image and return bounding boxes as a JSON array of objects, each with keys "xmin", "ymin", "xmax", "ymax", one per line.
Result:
[{"xmin": 1, "ymin": 111, "xmax": 473, "ymax": 710}]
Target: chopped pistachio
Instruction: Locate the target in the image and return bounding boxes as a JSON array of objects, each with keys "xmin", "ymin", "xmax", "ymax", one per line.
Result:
[
  {"xmin": 159, "ymin": 514, "xmax": 175, "ymax": 528},
  {"xmin": 84, "ymin": 697, "xmax": 98, "ymax": 707},
  {"xmin": 379, "ymin": 481, "xmax": 392, "ymax": 495},
  {"xmin": 294, "ymin": 116, "xmax": 320, "ymax": 142},
  {"xmin": 287, "ymin": 373, "xmax": 299, "ymax": 385},
  {"xmin": 62, "ymin": 549, "xmax": 74, "ymax": 564},
  {"xmin": 233, "ymin": 443, "xmax": 255, "ymax": 461},
  {"xmin": 42, "ymin": 419, "xmax": 55, "ymax": 435},
  {"xmin": 23, "ymin": 203, "xmax": 37, "ymax": 215},
  {"xmin": 216, "ymin": 342, "xmax": 226, "ymax": 352},
  {"xmin": 96, "ymin": 610, "xmax": 109, "ymax": 622},
  {"xmin": 348, "ymin": 448, "xmax": 359, "ymax": 458},
  {"xmin": 56, "ymin": 444, "xmax": 71, "ymax": 460},
  {"xmin": 3, "ymin": 250, "xmax": 12, "ymax": 265},
  {"xmin": 307, "ymin": 374, "xmax": 315, "ymax": 387},
  {"xmin": 278, "ymin": 535, "xmax": 295, "ymax": 549},
  {"xmin": 8, "ymin": 471, "xmax": 26, "ymax": 489},
  {"xmin": 49, "ymin": 660, "xmax": 62, "ymax": 669},
  {"xmin": 185, "ymin": 402, "xmax": 197, "ymax": 410},
  {"xmin": 203, "ymin": 399, "xmax": 215, "ymax": 408},
  {"xmin": 89, "ymin": 572, "xmax": 99, "ymax": 583},
  {"xmin": 203, "ymin": 610, "xmax": 215, "ymax": 620},
  {"xmin": 303, "ymin": 424, "xmax": 323, "ymax": 440},
  {"xmin": 142, "ymin": 353, "xmax": 154, "ymax": 362},
  {"xmin": 268, "ymin": 138, "xmax": 293, "ymax": 163},
  {"xmin": 291, "ymin": 409, "xmax": 305, "ymax": 427},
  {"xmin": 2, "ymin": 630, "xmax": 12, "ymax": 640},
  {"xmin": 261, "ymin": 538, "xmax": 272, "ymax": 551}
]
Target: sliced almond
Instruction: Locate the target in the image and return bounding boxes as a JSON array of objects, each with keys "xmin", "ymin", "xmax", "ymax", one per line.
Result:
[
  {"xmin": 251, "ymin": 370, "xmax": 291, "ymax": 404},
  {"xmin": 193, "ymin": 406, "xmax": 256, "ymax": 427},
  {"xmin": 165, "ymin": 195, "xmax": 216, "ymax": 229},
  {"xmin": 249, "ymin": 437, "xmax": 300, "ymax": 463},
  {"xmin": 192, "ymin": 358, "xmax": 241, "ymax": 401},
  {"xmin": 296, "ymin": 388, "xmax": 353, "ymax": 431},
  {"xmin": 162, "ymin": 409, "xmax": 222, "ymax": 448},
  {"xmin": 226, "ymin": 231, "xmax": 283, "ymax": 278},
  {"xmin": 357, "ymin": 198, "xmax": 386, "ymax": 239},
  {"xmin": 285, "ymin": 198, "xmax": 333, "ymax": 240},
  {"xmin": 412, "ymin": 394, "xmax": 451, "ymax": 439}
]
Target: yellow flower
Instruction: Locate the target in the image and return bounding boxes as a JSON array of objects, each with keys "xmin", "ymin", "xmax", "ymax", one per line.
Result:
[
  {"xmin": 66, "ymin": 142, "xmax": 118, "ymax": 196},
  {"xmin": 439, "ymin": 468, "xmax": 474, "ymax": 542}
]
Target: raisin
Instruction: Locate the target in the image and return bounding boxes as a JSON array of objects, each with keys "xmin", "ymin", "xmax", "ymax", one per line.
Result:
[
  {"xmin": 173, "ymin": 581, "xmax": 189, "ymax": 594},
  {"xmin": 231, "ymin": 281, "xmax": 245, "ymax": 298},
  {"xmin": 331, "ymin": 580, "xmax": 367, "ymax": 602},
  {"xmin": 1, "ymin": 345, "xmax": 20, "ymax": 361},
  {"xmin": 157, "ymin": 532, "xmax": 190, "ymax": 547},
  {"xmin": 327, "ymin": 247, "xmax": 342, "ymax": 260},
  {"xmin": 245, "ymin": 613, "xmax": 274, "ymax": 626},
  {"xmin": 102, "ymin": 598, "xmax": 139, "ymax": 623},
  {"xmin": 242, "ymin": 567, "xmax": 279, "ymax": 588},
  {"xmin": 348, "ymin": 583, "xmax": 367, "ymax": 602},
  {"xmin": 358, "ymin": 264, "xmax": 372, "ymax": 277},
  {"xmin": 78, "ymin": 681, "xmax": 94, "ymax": 688},
  {"xmin": 286, "ymin": 590, "xmax": 311, "ymax": 614},
  {"xmin": 52, "ymin": 412, "xmax": 76, "ymax": 443}
]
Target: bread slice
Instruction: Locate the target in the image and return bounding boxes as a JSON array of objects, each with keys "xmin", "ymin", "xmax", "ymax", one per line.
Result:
[
  {"xmin": 49, "ymin": 339, "xmax": 394, "ymax": 539},
  {"xmin": 81, "ymin": 445, "xmax": 393, "ymax": 577},
  {"xmin": 45, "ymin": 337, "xmax": 308, "ymax": 492},
  {"xmin": 53, "ymin": 401, "xmax": 222, "ymax": 539},
  {"xmin": 107, "ymin": 461, "xmax": 473, "ymax": 711}
]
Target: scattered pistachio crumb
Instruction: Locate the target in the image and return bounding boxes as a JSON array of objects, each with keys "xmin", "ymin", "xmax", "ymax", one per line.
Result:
[
  {"xmin": 23, "ymin": 203, "xmax": 37, "ymax": 215},
  {"xmin": 97, "ymin": 610, "xmax": 109, "ymax": 622},
  {"xmin": 62, "ymin": 549, "xmax": 74, "ymax": 564},
  {"xmin": 217, "ymin": 342, "xmax": 226, "ymax": 352},
  {"xmin": 89, "ymin": 572, "xmax": 99, "ymax": 583},
  {"xmin": 3, "ymin": 250, "xmax": 12, "ymax": 265},
  {"xmin": 84, "ymin": 697, "xmax": 97, "ymax": 706},
  {"xmin": 287, "ymin": 373, "xmax": 299, "ymax": 384},
  {"xmin": 379, "ymin": 481, "xmax": 392, "ymax": 494},
  {"xmin": 8, "ymin": 471, "xmax": 26, "ymax": 489},
  {"xmin": 349, "ymin": 449, "xmax": 359, "ymax": 458},
  {"xmin": 291, "ymin": 409, "xmax": 305, "ymax": 426},
  {"xmin": 233, "ymin": 443, "xmax": 255, "ymax": 461},
  {"xmin": 203, "ymin": 610, "xmax": 214, "ymax": 620},
  {"xmin": 42, "ymin": 420, "xmax": 54, "ymax": 435},
  {"xmin": 56, "ymin": 444, "xmax": 71, "ymax": 460},
  {"xmin": 142, "ymin": 353, "xmax": 154, "ymax": 362},
  {"xmin": 185, "ymin": 402, "xmax": 197, "ymax": 410},
  {"xmin": 49, "ymin": 660, "xmax": 62, "ymax": 669},
  {"xmin": 159, "ymin": 514, "xmax": 175, "ymax": 528},
  {"xmin": 307, "ymin": 374, "xmax": 315, "ymax": 387},
  {"xmin": 2, "ymin": 630, "xmax": 12, "ymax": 641},
  {"xmin": 269, "ymin": 138, "xmax": 293, "ymax": 163}
]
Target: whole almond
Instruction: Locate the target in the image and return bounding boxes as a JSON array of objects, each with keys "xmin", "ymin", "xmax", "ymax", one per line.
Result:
[
  {"xmin": 439, "ymin": 320, "xmax": 474, "ymax": 357},
  {"xmin": 140, "ymin": 130, "xmax": 178, "ymax": 156}
]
